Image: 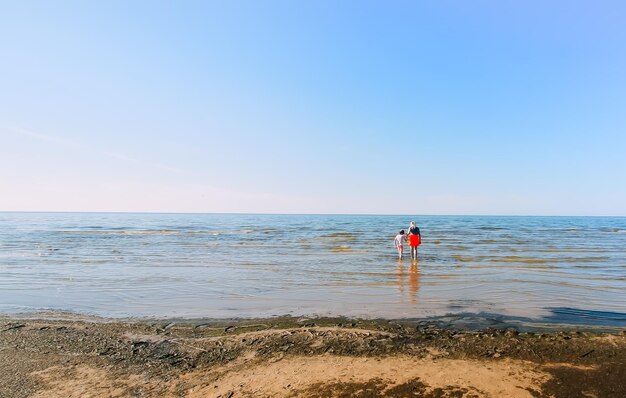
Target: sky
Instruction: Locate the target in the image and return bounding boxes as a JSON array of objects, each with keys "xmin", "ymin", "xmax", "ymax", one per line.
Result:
[{"xmin": 1, "ymin": 1, "xmax": 625, "ymax": 216}]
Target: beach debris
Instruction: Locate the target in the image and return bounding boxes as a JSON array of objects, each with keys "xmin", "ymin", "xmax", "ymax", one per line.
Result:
[
  {"xmin": 1, "ymin": 324, "xmax": 25, "ymax": 332},
  {"xmin": 579, "ymin": 349, "xmax": 595, "ymax": 358}
]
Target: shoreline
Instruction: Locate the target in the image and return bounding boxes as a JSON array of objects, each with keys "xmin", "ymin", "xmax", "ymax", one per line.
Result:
[
  {"xmin": 2, "ymin": 314, "xmax": 625, "ymax": 397},
  {"xmin": 5, "ymin": 309, "xmax": 626, "ymax": 333}
]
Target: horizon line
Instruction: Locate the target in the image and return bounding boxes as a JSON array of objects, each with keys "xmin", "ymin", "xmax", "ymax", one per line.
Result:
[{"xmin": 1, "ymin": 210, "xmax": 625, "ymax": 218}]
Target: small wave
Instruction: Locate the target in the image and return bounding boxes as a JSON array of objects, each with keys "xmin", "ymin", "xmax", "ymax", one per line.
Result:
[
  {"xmin": 445, "ymin": 245, "xmax": 471, "ymax": 250},
  {"xmin": 495, "ymin": 256, "xmax": 548, "ymax": 264},
  {"xmin": 323, "ymin": 232, "xmax": 356, "ymax": 238},
  {"xmin": 451, "ymin": 255, "xmax": 475, "ymax": 262},
  {"xmin": 323, "ymin": 270, "xmax": 399, "ymax": 277},
  {"xmin": 237, "ymin": 228, "xmax": 278, "ymax": 234},
  {"xmin": 536, "ymin": 228, "xmax": 582, "ymax": 233},
  {"xmin": 562, "ymin": 256, "xmax": 611, "ymax": 263},
  {"xmin": 513, "ymin": 265, "xmax": 558, "ymax": 270},
  {"xmin": 539, "ymin": 249, "xmax": 575, "ymax": 253},
  {"xmin": 187, "ymin": 230, "xmax": 223, "ymax": 236},
  {"xmin": 490, "ymin": 255, "xmax": 610, "ymax": 264},
  {"xmin": 318, "ymin": 232, "xmax": 357, "ymax": 243},
  {"xmin": 119, "ymin": 230, "xmax": 180, "ymax": 236},
  {"xmin": 330, "ymin": 245, "xmax": 355, "ymax": 253},
  {"xmin": 59, "ymin": 229, "xmax": 180, "ymax": 236},
  {"xmin": 600, "ymin": 228, "xmax": 626, "ymax": 234}
]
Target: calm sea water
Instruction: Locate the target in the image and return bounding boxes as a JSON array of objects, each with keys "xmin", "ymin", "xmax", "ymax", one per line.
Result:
[{"xmin": 1, "ymin": 213, "xmax": 625, "ymax": 325}]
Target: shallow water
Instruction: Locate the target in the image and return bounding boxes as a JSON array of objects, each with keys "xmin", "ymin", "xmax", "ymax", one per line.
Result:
[{"xmin": 0, "ymin": 213, "xmax": 625, "ymax": 324}]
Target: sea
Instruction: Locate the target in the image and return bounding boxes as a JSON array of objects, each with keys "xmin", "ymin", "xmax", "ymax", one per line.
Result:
[{"xmin": 1, "ymin": 213, "xmax": 625, "ymax": 326}]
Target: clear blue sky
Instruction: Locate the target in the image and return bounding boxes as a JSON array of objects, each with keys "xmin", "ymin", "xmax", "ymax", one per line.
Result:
[{"xmin": 1, "ymin": 1, "xmax": 625, "ymax": 215}]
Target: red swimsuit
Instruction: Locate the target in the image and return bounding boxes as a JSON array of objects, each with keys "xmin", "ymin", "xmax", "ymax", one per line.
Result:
[{"xmin": 409, "ymin": 234, "xmax": 421, "ymax": 247}]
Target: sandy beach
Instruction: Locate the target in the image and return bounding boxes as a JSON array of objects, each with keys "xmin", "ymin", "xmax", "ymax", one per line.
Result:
[{"xmin": 2, "ymin": 315, "xmax": 625, "ymax": 398}]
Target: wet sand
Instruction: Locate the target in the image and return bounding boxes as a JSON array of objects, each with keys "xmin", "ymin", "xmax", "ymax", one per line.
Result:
[{"xmin": 1, "ymin": 315, "xmax": 625, "ymax": 398}]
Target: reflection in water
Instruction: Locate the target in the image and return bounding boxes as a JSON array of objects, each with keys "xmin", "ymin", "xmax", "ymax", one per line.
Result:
[
  {"xmin": 409, "ymin": 260, "xmax": 420, "ymax": 303},
  {"xmin": 396, "ymin": 260, "xmax": 404, "ymax": 296},
  {"xmin": 396, "ymin": 259, "xmax": 420, "ymax": 304}
]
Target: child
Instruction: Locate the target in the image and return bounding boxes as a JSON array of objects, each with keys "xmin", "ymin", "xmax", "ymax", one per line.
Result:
[{"xmin": 394, "ymin": 230, "xmax": 406, "ymax": 259}]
